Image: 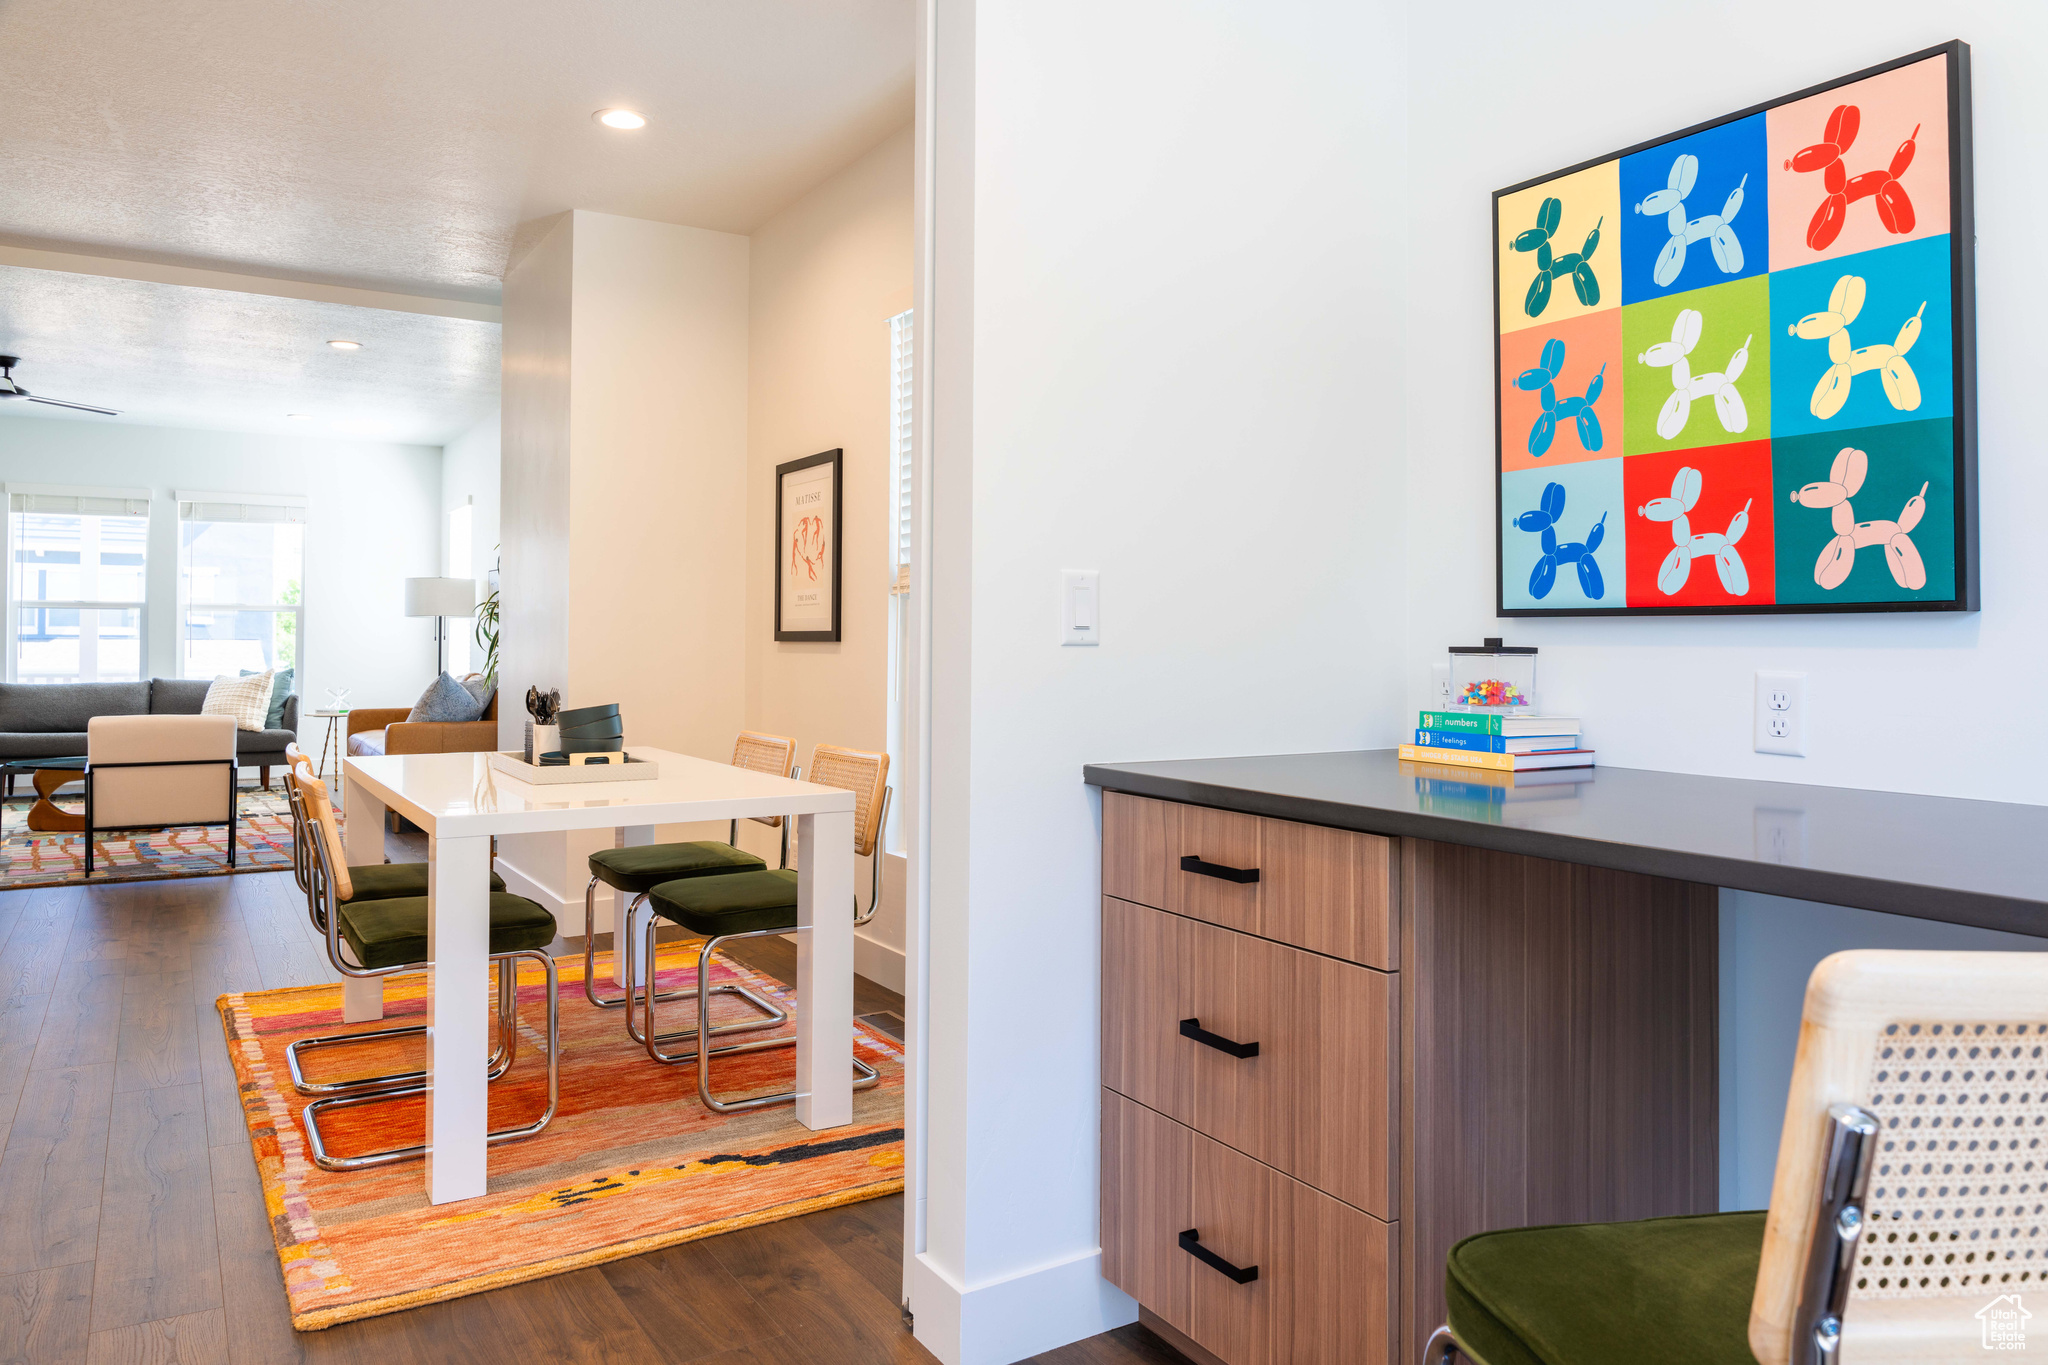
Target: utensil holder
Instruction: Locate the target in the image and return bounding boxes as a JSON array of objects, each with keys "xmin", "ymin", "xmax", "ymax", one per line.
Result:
[{"xmin": 524, "ymin": 722, "xmax": 559, "ymax": 764}]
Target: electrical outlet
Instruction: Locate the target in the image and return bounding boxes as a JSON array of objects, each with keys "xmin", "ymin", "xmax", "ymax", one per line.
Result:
[{"xmin": 1753, "ymin": 671, "xmax": 1807, "ymax": 757}]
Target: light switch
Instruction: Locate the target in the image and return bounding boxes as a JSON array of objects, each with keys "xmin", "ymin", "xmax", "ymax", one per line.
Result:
[{"xmin": 1062, "ymin": 570, "xmax": 1100, "ymax": 646}]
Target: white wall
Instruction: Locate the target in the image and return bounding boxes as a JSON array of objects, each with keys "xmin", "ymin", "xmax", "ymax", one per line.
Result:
[
  {"xmin": 0, "ymin": 410, "xmax": 441, "ymax": 726},
  {"xmin": 1404, "ymin": 6, "xmax": 2042, "ymax": 801},
  {"xmin": 441, "ymin": 407, "xmax": 502, "ymax": 674},
  {"xmin": 497, "ymin": 210, "xmax": 752, "ymax": 918},
  {"xmin": 1401, "ymin": 1, "xmax": 2048, "ymax": 1216},
  {"xmin": 914, "ymin": 3, "xmax": 1410, "ymax": 1360},
  {"xmin": 746, "ymin": 125, "xmax": 914, "ymax": 989}
]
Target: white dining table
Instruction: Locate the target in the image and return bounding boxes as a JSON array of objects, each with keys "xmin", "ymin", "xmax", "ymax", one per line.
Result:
[{"xmin": 339, "ymin": 746, "xmax": 857, "ymax": 1205}]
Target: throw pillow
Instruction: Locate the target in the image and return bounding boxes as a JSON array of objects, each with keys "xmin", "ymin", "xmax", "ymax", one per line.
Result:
[
  {"xmin": 407, "ymin": 672, "xmax": 487, "ymax": 723},
  {"xmin": 460, "ymin": 673, "xmax": 494, "ymax": 717},
  {"xmin": 204, "ymin": 670, "xmax": 274, "ymax": 732},
  {"xmin": 267, "ymin": 667, "xmax": 294, "ymax": 728},
  {"xmin": 241, "ymin": 666, "xmax": 295, "ymax": 729}
]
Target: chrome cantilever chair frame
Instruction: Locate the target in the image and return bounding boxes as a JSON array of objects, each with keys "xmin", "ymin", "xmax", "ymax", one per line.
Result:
[
  {"xmin": 279, "ymin": 765, "xmax": 517, "ymax": 1099},
  {"xmin": 579, "ymin": 762, "xmax": 803, "ymax": 1012},
  {"xmin": 686, "ymin": 767, "xmax": 892, "ymax": 1113},
  {"xmin": 290, "ymin": 775, "xmax": 558, "ymax": 1171},
  {"xmin": 632, "ymin": 786, "xmax": 893, "ymax": 1070}
]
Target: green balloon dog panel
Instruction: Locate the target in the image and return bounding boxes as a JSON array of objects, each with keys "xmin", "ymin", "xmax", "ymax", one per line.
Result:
[{"xmin": 1493, "ymin": 43, "xmax": 1976, "ymax": 615}]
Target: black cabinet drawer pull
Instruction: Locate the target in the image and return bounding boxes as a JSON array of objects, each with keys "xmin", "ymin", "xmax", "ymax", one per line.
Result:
[
  {"xmin": 1179, "ymin": 854, "xmax": 1259, "ymax": 884},
  {"xmin": 1179, "ymin": 1229, "xmax": 1259, "ymax": 1284},
  {"xmin": 1180, "ymin": 1017, "xmax": 1259, "ymax": 1059}
]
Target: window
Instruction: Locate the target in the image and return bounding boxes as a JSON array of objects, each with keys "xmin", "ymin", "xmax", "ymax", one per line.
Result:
[
  {"xmin": 884, "ymin": 309, "xmax": 914, "ymax": 851},
  {"xmin": 6, "ymin": 492, "xmax": 149, "ymax": 683},
  {"xmin": 446, "ymin": 501, "xmax": 474, "ymax": 675},
  {"xmin": 177, "ymin": 496, "xmax": 306, "ymax": 679}
]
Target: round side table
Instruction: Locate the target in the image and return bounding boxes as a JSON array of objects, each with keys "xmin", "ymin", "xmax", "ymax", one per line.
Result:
[{"xmin": 309, "ymin": 709, "xmax": 349, "ymax": 782}]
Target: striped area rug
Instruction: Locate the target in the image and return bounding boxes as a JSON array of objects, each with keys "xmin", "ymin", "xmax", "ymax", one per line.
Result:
[{"xmin": 217, "ymin": 943, "xmax": 905, "ymax": 1329}]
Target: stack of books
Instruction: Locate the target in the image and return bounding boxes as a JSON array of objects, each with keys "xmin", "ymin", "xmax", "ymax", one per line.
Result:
[{"xmin": 1396, "ymin": 709, "xmax": 1593, "ymax": 773}]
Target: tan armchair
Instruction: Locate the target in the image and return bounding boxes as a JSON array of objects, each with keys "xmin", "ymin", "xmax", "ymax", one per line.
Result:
[
  {"xmin": 345, "ymin": 678, "xmax": 499, "ymax": 758},
  {"xmin": 84, "ymin": 714, "xmax": 239, "ymax": 878}
]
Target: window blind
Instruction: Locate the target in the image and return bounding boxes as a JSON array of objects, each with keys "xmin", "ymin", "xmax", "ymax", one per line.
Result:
[
  {"xmin": 178, "ymin": 500, "xmax": 308, "ymax": 525},
  {"xmin": 890, "ymin": 308, "xmax": 914, "ymax": 595},
  {"xmin": 10, "ymin": 493, "xmax": 150, "ymax": 518}
]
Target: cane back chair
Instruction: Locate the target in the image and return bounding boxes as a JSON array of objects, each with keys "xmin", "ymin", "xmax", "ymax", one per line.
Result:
[
  {"xmin": 288, "ymin": 768, "xmax": 559, "ymax": 1171},
  {"xmin": 580, "ymin": 731, "xmax": 799, "ymax": 1020},
  {"xmin": 637, "ymin": 742, "xmax": 892, "ymax": 1113},
  {"xmin": 1425, "ymin": 949, "xmax": 2048, "ymax": 1365}
]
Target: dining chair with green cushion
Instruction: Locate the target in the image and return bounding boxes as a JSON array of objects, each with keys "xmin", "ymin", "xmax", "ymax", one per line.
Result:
[
  {"xmin": 283, "ymin": 771, "xmax": 560, "ymax": 1170},
  {"xmin": 639, "ymin": 742, "xmax": 892, "ymax": 1114},
  {"xmin": 584, "ymin": 731, "xmax": 797, "ymax": 1047},
  {"xmin": 281, "ymin": 746, "xmax": 505, "ymax": 906},
  {"xmin": 1425, "ymin": 950, "xmax": 2048, "ymax": 1365},
  {"xmin": 280, "ymin": 755, "xmax": 510, "ymax": 1099}
]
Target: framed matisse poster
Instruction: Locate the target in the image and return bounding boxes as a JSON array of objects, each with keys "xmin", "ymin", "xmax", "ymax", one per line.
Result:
[
  {"xmin": 1494, "ymin": 41, "xmax": 1977, "ymax": 617},
  {"xmin": 775, "ymin": 448, "xmax": 843, "ymax": 642}
]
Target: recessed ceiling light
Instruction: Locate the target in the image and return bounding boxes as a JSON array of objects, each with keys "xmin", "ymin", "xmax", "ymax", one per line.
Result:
[
  {"xmin": 595, "ymin": 108, "xmax": 647, "ymax": 130},
  {"xmin": 327, "ymin": 339, "xmax": 362, "ymax": 351}
]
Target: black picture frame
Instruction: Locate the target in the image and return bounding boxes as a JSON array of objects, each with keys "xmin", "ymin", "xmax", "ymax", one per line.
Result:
[
  {"xmin": 774, "ymin": 448, "xmax": 844, "ymax": 642},
  {"xmin": 1492, "ymin": 40, "xmax": 1977, "ymax": 618}
]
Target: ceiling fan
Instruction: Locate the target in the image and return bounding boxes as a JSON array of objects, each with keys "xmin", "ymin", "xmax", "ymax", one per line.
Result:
[{"xmin": 0, "ymin": 356, "xmax": 119, "ymax": 416}]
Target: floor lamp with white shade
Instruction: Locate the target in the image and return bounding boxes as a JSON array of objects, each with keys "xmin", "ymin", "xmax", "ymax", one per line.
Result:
[{"xmin": 405, "ymin": 577, "xmax": 476, "ymax": 676}]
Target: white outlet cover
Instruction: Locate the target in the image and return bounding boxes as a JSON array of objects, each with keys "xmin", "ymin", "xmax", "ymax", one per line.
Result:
[{"xmin": 1754, "ymin": 670, "xmax": 1806, "ymax": 757}]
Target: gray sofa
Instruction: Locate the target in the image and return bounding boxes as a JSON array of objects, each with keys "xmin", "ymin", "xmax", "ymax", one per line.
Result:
[{"xmin": 0, "ymin": 680, "xmax": 299, "ymax": 786}]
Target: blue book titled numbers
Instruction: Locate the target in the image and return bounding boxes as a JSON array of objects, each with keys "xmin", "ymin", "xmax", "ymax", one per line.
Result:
[{"xmin": 1411, "ymin": 728, "xmax": 1577, "ymax": 754}]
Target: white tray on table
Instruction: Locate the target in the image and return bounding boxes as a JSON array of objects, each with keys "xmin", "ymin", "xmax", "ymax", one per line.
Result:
[{"xmin": 486, "ymin": 751, "xmax": 659, "ymax": 784}]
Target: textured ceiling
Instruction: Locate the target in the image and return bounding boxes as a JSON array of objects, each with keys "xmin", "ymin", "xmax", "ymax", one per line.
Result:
[
  {"xmin": 0, "ymin": 0, "xmax": 915, "ymax": 301},
  {"xmin": 0, "ymin": 0, "xmax": 910, "ymax": 444},
  {"xmin": 0, "ymin": 266, "xmax": 499, "ymax": 443}
]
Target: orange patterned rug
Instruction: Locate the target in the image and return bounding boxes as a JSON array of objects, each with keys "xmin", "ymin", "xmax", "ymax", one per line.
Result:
[{"xmin": 217, "ymin": 942, "xmax": 905, "ymax": 1330}]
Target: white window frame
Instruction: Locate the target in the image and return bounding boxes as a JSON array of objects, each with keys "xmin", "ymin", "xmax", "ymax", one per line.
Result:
[
  {"xmin": 885, "ymin": 309, "xmax": 915, "ymax": 852},
  {"xmin": 3, "ymin": 482, "xmax": 153, "ymax": 684},
  {"xmin": 174, "ymin": 489, "xmax": 308, "ymax": 682}
]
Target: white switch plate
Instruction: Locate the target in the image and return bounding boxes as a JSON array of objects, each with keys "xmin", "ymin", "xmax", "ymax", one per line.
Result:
[
  {"xmin": 1754, "ymin": 670, "xmax": 1806, "ymax": 757},
  {"xmin": 1061, "ymin": 570, "xmax": 1100, "ymax": 646}
]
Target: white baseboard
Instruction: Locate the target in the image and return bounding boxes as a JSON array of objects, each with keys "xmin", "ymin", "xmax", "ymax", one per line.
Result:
[
  {"xmin": 855, "ymin": 928, "xmax": 906, "ymax": 996},
  {"xmin": 909, "ymin": 1247, "xmax": 1136, "ymax": 1365},
  {"xmin": 494, "ymin": 856, "xmax": 574, "ymax": 930}
]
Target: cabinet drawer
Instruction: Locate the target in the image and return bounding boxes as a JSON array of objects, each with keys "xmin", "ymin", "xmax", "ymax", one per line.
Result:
[
  {"xmin": 1102, "ymin": 896, "xmax": 1397, "ymax": 1218},
  {"xmin": 1102, "ymin": 1090, "xmax": 1394, "ymax": 1365},
  {"xmin": 1103, "ymin": 792, "xmax": 1396, "ymax": 968}
]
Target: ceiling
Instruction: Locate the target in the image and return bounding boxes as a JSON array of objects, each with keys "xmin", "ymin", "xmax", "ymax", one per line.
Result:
[
  {"xmin": 0, "ymin": 0, "xmax": 912, "ymax": 442},
  {"xmin": 0, "ymin": 0, "xmax": 913, "ymax": 300},
  {"xmin": 0, "ymin": 267, "xmax": 498, "ymax": 444}
]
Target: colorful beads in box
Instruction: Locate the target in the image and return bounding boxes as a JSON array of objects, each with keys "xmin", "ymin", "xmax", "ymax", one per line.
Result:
[{"xmin": 1460, "ymin": 680, "xmax": 1530, "ymax": 708}]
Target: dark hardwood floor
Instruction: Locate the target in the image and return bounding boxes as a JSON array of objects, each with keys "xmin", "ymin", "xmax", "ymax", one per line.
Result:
[{"xmin": 0, "ymin": 859, "xmax": 1187, "ymax": 1365}]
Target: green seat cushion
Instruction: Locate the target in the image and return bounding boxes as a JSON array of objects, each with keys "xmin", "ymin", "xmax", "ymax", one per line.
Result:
[
  {"xmin": 337, "ymin": 892, "xmax": 557, "ymax": 971},
  {"xmin": 588, "ymin": 841, "xmax": 765, "ymax": 894},
  {"xmin": 344, "ymin": 861, "xmax": 506, "ymax": 902},
  {"xmin": 646, "ymin": 868, "xmax": 799, "ymax": 937},
  {"xmin": 1445, "ymin": 1210, "xmax": 1765, "ymax": 1365}
]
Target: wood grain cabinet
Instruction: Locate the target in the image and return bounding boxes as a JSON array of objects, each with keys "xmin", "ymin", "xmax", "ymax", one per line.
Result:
[
  {"xmin": 1099, "ymin": 790, "xmax": 1721, "ymax": 1363},
  {"xmin": 1103, "ymin": 791, "xmax": 1396, "ymax": 969},
  {"xmin": 1102, "ymin": 1091, "xmax": 1395, "ymax": 1365},
  {"xmin": 1101, "ymin": 896, "xmax": 1396, "ymax": 1216}
]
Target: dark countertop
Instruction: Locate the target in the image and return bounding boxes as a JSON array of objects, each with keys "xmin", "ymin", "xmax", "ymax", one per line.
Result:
[{"xmin": 1083, "ymin": 749, "xmax": 2048, "ymax": 939}]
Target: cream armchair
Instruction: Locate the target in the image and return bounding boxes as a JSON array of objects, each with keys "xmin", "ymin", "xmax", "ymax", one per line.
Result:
[{"xmin": 84, "ymin": 714, "xmax": 239, "ymax": 878}]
